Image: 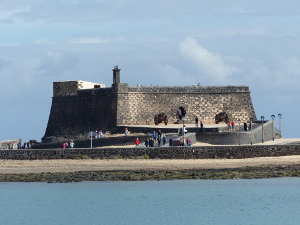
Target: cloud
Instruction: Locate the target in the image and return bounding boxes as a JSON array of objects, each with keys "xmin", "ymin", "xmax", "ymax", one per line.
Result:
[
  {"xmin": 68, "ymin": 37, "xmax": 111, "ymax": 44},
  {"xmin": 38, "ymin": 51, "xmax": 80, "ymax": 76},
  {"xmin": 179, "ymin": 37, "xmax": 238, "ymax": 83}
]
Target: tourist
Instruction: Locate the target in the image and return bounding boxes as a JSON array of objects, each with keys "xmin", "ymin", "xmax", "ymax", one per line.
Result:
[
  {"xmin": 162, "ymin": 135, "xmax": 167, "ymax": 145},
  {"xmin": 169, "ymin": 138, "xmax": 174, "ymax": 146},
  {"xmin": 244, "ymin": 122, "xmax": 248, "ymax": 131},
  {"xmin": 70, "ymin": 140, "xmax": 75, "ymax": 148},
  {"xmin": 17, "ymin": 141, "xmax": 22, "ymax": 149},
  {"xmin": 157, "ymin": 135, "xmax": 161, "ymax": 147},
  {"xmin": 149, "ymin": 138, "xmax": 154, "ymax": 147},
  {"xmin": 144, "ymin": 138, "xmax": 149, "ymax": 147},
  {"xmin": 227, "ymin": 121, "xmax": 231, "ymax": 132},
  {"xmin": 158, "ymin": 130, "xmax": 162, "ymax": 137},
  {"xmin": 231, "ymin": 121, "xmax": 235, "ymax": 131},
  {"xmin": 94, "ymin": 130, "xmax": 98, "ymax": 139},
  {"xmin": 134, "ymin": 138, "xmax": 140, "ymax": 147},
  {"xmin": 195, "ymin": 116, "xmax": 199, "ymax": 128},
  {"xmin": 62, "ymin": 142, "xmax": 66, "ymax": 149},
  {"xmin": 180, "ymin": 138, "xmax": 184, "ymax": 146},
  {"xmin": 98, "ymin": 130, "xmax": 103, "ymax": 138},
  {"xmin": 152, "ymin": 131, "xmax": 157, "ymax": 142},
  {"xmin": 200, "ymin": 121, "xmax": 203, "ymax": 132},
  {"xmin": 186, "ymin": 138, "xmax": 191, "ymax": 146},
  {"xmin": 124, "ymin": 128, "xmax": 129, "ymax": 136}
]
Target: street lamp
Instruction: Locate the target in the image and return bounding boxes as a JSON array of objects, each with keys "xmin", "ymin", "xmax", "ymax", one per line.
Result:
[
  {"xmin": 271, "ymin": 115, "xmax": 275, "ymax": 141},
  {"xmin": 278, "ymin": 113, "xmax": 282, "ymax": 138},
  {"xmin": 90, "ymin": 131, "xmax": 93, "ymax": 148},
  {"xmin": 250, "ymin": 118, "xmax": 253, "ymax": 145},
  {"xmin": 237, "ymin": 119, "xmax": 241, "ymax": 145},
  {"xmin": 261, "ymin": 116, "xmax": 265, "ymax": 143}
]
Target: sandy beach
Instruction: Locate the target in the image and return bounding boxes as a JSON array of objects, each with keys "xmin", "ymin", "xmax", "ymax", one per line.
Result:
[{"xmin": 1, "ymin": 155, "xmax": 300, "ymax": 174}]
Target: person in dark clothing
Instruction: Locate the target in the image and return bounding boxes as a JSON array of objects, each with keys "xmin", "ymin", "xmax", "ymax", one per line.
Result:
[
  {"xmin": 144, "ymin": 138, "xmax": 149, "ymax": 147},
  {"xmin": 149, "ymin": 138, "xmax": 154, "ymax": 147},
  {"xmin": 162, "ymin": 135, "xmax": 167, "ymax": 145},
  {"xmin": 157, "ymin": 136, "xmax": 161, "ymax": 147},
  {"xmin": 244, "ymin": 122, "xmax": 248, "ymax": 131},
  {"xmin": 200, "ymin": 121, "xmax": 204, "ymax": 132},
  {"xmin": 169, "ymin": 138, "xmax": 174, "ymax": 146}
]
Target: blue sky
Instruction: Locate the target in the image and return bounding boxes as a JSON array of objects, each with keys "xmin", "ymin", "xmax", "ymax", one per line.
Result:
[{"xmin": 0, "ymin": 0, "xmax": 298, "ymax": 141}]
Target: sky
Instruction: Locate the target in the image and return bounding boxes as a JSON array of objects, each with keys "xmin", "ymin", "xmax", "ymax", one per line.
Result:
[{"xmin": 0, "ymin": 0, "xmax": 298, "ymax": 141}]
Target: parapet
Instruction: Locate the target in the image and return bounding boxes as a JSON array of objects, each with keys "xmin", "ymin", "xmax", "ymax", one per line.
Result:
[{"xmin": 53, "ymin": 80, "xmax": 105, "ymax": 97}]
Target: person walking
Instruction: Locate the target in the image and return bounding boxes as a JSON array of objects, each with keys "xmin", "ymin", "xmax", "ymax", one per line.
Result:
[
  {"xmin": 244, "ymin": 122, "xmax": 248, "ymax": 131},
  {"xmin": 157, "ymin": 135, "xmax": 161, "ymax": 147},
  {"xmin": 152, "ymin": 131, "xmax": 157, "ymax": 142},
  {"xmin": 144, "ymin": 138, "xmax": 149, "ymax": 147},
  {"xmin": 124, "ymin": 128, "xmax": 129, "ymax": 136},
  {"xmin": 134, "ymin": 138, "xmax": 140, "ymax": 147},
  {"xmin": 162, "ymin": 135, "xmax": 167, "ymax": 145},
  {"xmin": 149, "ymin": 138, "xmax": 154, "ymax": 147},
  {"xmin": 200, "ymin": 121, "xmax": 203, "ymax": 132},
  {"xmin": 169, "ymin": 138, "xmax": 174, "ymax": 146},
  {"xmin": 195, "ymin": 116, "xmax": 199, "ymax": 128},
  {"xmin": 231, "ymin": 121, "xmax": 235, "ymax": 131}
]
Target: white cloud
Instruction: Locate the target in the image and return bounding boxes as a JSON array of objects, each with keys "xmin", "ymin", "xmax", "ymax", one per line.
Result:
[
  {"xmin": 68, "ymin": 38, "xmax": 111, "ymax": 44},
  {"xmin": 179, "ymin": 37, "xmax": 238, "ymax": 83},
  {"xmin": 35, "ymin": 39, "xmax": 55, "ymax": 45}
]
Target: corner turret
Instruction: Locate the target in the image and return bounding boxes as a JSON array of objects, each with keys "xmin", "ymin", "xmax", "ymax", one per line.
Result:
[{"xmin": 113, "ymin": 65, "xmax": 121, "ymax": 84}]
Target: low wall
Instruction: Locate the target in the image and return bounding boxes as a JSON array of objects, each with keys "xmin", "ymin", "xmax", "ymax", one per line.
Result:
[
  {"xmin": 196, "ymin": 121, "xmax": 274, "ymax": 145},
  {"xmin": 0, "ymin": 144, "xmax": 300, "ymax": 160}
]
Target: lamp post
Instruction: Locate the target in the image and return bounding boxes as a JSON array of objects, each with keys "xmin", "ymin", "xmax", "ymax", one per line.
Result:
[
  {"xmin": 250, "ymin": 118, "xmax": 253, "ymax": 145},
  {"xmin": 278, "ymin": 113, "xmax": 282, "ymax": 138},
  {"xmin": 238, "ymin": 119, "xmax": 241, "ymax": 146},
  {"xmin": 271, "ymin": 115, "xmax": 275, "ymax": 141},
  {"xmin": 90, "ymin": 131, "xmax": 93, "ymax": 148},
  {"xmin": 261, "ymin": 116, "xmax": 264, "ymax": 143}
]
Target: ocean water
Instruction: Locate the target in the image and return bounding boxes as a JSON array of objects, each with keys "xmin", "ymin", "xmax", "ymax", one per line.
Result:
[{"xmin": 1, "ymin": 178, "xmax": 300, "ymax": 225}]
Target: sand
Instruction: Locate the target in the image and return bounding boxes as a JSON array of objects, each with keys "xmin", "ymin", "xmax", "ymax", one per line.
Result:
[{"xmin": 1, "ymin": 155, "xmax": 300, "ymax": 174}]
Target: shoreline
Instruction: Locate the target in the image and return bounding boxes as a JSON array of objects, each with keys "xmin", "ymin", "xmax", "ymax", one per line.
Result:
[{"xmin": 1, "ymin": 156, "xmax": 300, "ymax": 182}]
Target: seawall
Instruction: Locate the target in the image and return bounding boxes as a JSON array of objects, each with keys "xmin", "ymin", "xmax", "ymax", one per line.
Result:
[{"xmin": 0, "ymin": 144, "xmax": 299, "ymax": 160}]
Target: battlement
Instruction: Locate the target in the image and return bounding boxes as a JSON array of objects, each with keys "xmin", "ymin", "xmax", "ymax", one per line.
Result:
[{"xmin": 127, "ymin": 85, "xmax": 250, "ymax": 93}]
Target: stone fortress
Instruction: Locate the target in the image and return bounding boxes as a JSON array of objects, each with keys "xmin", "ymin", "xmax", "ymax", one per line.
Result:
[{"xmin": 43, "ymin": 66, "xmax": 257, "ymax": 139}]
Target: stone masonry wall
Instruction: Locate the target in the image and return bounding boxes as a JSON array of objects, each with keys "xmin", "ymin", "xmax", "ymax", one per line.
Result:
[
  {"xmin": 1, "ymin": 144, "xmax": 300, "ymax": 159},
  {"xmin": 117, "ymin": 85, "xmax": 256, "ymax": 126},
  {"xmin": 44, "ymin": 87, "xmax": 117, "ymax": 137}
]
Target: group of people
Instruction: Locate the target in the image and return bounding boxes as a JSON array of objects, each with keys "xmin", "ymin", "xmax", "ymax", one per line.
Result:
[
  {"xmin": 227, "ymin": 121, "xmax": 252, "ymax": 132},
  {"xmin": 93, "ymin": 130, "xmax": 103, "ymax": 138},
  {"xmin": 179, "ymin": 137, "xmax": 191, "ymax": 146},
  {"xmin": 134, "ymin": 130, "xmax": 169, "ymax": 147},
  {"xmin": 62, "ymin": 140, "xmax": 75, "ymax": 149},
  {"xmin": 17, "ymin": 141, "xmax": 32, "ymax": 149},
  {"xmin": 195, "ymin": 117, "xmax": 204, "ymax": 130}
]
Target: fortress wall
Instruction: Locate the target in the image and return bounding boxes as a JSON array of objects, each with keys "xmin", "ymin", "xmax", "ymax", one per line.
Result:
[
  {"xmin": 117, "ymin": 85, "xmax": 256, "ymax": 126},
  {"xmin": 44, "ymin": 87, "xmax": 117, "ymax": 137},
  {"xmin": 44, "ymin": 81, "xmax": 256, "ymax": 138}
]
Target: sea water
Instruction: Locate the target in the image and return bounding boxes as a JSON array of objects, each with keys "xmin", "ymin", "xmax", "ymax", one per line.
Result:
[{"xmin": 1, "ymin": 178, "xmax": 300, "ymax": 225}]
